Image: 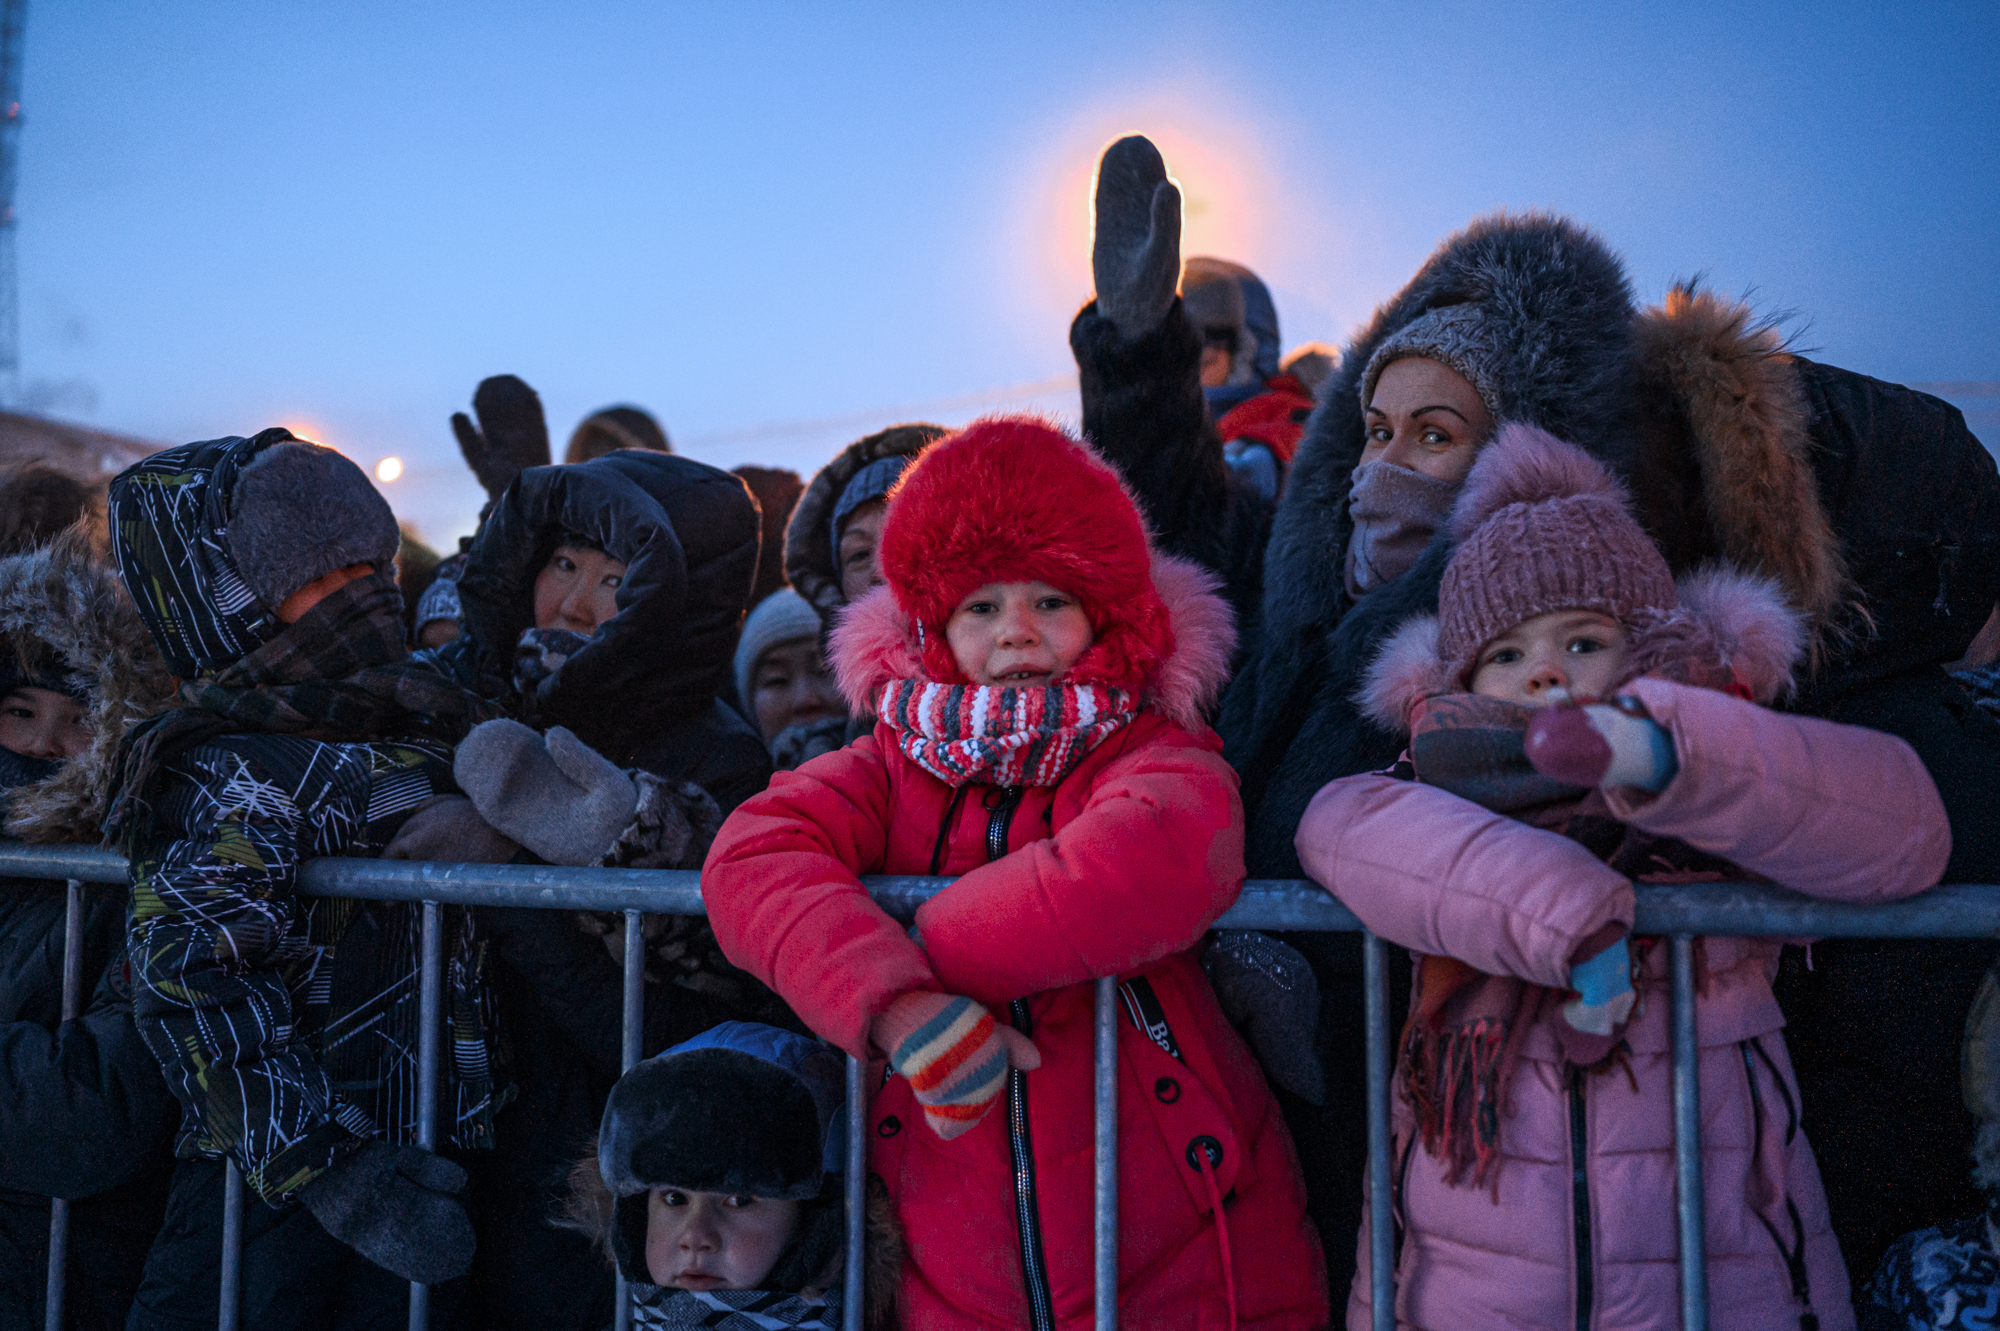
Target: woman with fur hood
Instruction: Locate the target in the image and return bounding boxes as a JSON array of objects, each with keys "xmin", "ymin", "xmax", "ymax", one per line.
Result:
[
  {"xmin": 705, "ymin": 416, "xmax": 1327, "ymax": 1331},
  {"xmin": 1297, "ymin": 426, "xmax": 1951, "ymax": 1330},
  {"xmin": 0, "ymin": 532, "xmax": 181, "ymax": 1330},
  {"xmin": 1077, "ymin": 133, "xmax": 2000, "ymax": 1284}
]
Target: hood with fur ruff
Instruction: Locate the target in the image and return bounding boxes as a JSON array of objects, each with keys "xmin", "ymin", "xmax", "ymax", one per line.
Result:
[
  {"xmin": 1359, "ymin": 565, "xmax": 1806, "ymax": 735},
  {"xmin": 0, "ymin": 532, "xmax": 178, "ymax": 843},
  {"xmin": 831, "ymin": 552, "xmax": 1235, "ymax": 734},
  {"xmin": 783, "ymin": 423, "xmax": 950, "ymax": 633}
]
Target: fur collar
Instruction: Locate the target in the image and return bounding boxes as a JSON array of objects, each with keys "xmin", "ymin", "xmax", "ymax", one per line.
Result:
[
  {"xmin": 831, "ymin": 553, "xmax": 1236, "ymax": 734},
  {"xmin": 1358, "ymin": 564, "xmax": 1805, "ymax": 734},
  {"xmin": 1629, "ymin": 284, "xmax": 1850, "ymax": 651},
  {"xmin": 0, "ymin": 533, "xmax": 178, "ymax": 844}
]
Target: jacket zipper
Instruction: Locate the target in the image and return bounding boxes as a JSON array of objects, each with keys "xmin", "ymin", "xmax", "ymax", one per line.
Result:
[
  {"xmin": 986, "ymin": 787, "xmax": 1055, "ymax": 1331},
  {"xmin": 1569, "ymin": 1068, "xmax": 1593, "ymax": 1331}
]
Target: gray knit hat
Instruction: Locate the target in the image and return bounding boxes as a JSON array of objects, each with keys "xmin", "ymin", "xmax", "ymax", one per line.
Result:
[
  {"xmin": 1358, "ymin": 304, "xmax": 1508, "ymax": 419},
  {"xmin": 225, "ymin": 442, "xmax": 401, "ymax": 610},
  {"xmin": 732, "ymin": 588, "xmax": 823, "ymax": 706}
]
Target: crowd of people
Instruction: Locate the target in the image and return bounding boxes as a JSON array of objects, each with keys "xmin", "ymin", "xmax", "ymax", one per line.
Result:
[{"xmin": 0, "ymin": 133, "xmax": 1995, "ymax": 1330}]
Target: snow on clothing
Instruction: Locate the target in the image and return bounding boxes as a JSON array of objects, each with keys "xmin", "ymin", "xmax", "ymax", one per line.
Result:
[
  {"xmin": 1298, "ymin": 660, "xmax": 1951, "ymax": 1329},
  {"xmin": 707, "ymin": 424, "xmax": 1325, "ymax": 1331},
  {"xmin": 0, "ymin": 539, "xmax": 182, "ymax": 1330}
]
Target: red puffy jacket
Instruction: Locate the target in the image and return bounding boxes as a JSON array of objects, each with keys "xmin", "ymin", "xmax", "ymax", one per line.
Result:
[{"xmin": 704, "ymin": 557, "xmax": 1328, "ymax": 1330}]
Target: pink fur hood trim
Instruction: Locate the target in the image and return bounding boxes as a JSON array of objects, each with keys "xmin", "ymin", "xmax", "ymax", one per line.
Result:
[
  {"xmin": 830, "ymin": 552, "xmax": 1237, "ymax": 733},
  {"xmin": 1357, "ymin": 563, "xmax": 1806, "ymax": 734}
]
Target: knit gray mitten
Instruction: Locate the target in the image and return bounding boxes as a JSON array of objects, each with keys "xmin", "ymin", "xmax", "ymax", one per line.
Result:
[
  {"xmin": 451, "ymin": 374, "xmax": 551, "ymax": 501},
  {"xmin": 382, "ymin": 796, "xmax": 521, "ymax": 864},
  {"xmin": 455, "ymin": 720, "xmax": 640, "ymax": 866},
  {"xmin": 298, "ymin": 1141, "xmax": 474, "ymax": 1285},
  {"xmin": 1091, "ymin": 135, "xmax": 1183, "ymax": 341},
  {"xmin": 1202, "ymin": 930, "xmax": 1327, "ymax": 1104}
]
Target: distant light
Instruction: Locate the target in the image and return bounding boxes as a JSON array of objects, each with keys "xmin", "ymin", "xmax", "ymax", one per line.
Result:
[{"xmin": 375, "ymin": 457, "xmax": 404, "ymax": 483}]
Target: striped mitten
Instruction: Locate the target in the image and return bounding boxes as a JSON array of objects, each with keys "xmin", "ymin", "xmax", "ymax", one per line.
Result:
[
  {"xmin": 1525, "ymin": 695, "xmax": 1679, "ymax": 793},
  {"xmin": 873, "ymin": 992, "xmax": 1040, "ymax": 1140}
]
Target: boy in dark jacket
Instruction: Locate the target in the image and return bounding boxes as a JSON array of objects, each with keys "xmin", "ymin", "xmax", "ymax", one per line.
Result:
[{"xmin": 106, "ymin": 430, "xmax": 508, "ymax": 1330}]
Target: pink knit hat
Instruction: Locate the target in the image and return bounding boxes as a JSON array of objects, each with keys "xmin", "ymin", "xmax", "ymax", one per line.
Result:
[{"xmin": 1437, "ymin": 424, "xmax": 1676, "ymax": 685}]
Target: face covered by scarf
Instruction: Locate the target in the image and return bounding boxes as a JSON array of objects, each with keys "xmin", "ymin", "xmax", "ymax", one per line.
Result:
[
  {"xmin": 108, "ymin": 571, "xmax": 501, "ymax": 844},
  {"xmin": 875, "ymin": 679, "xmax": 1138, "ymax": 789},
  {"xmin": 632, "ymin": 1284, "xmax": 840, "ymax": 1330},
  {"xmin": 1342, "ymin": 460, "xmax": 1462, "ymax": 599},
  {"xmin": 1397, "ymin": 692, "xmax": 1741, "ymax": 1192}
]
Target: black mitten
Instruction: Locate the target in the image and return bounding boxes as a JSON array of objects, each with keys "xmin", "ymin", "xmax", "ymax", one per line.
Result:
[
  {"xmin": 298, "ymin": 1140, "xmax": 475, "ymax": 1284},
  {"xmin": 1091, "ymin": 135, "xmax": 1183, "ymax": 341},
  {"xmin": 1203, "ymin": 930, "xmax": 1328, "ymax": 1105},
  {"xmin": 450, "ymin": 374, "xmax": 550, "ymax": 500}
]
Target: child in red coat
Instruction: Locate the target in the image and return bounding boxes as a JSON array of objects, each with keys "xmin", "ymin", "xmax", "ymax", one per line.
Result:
[{"xmin": 704, "ymin": 416, "xmax": 1327, "ymax": 1330}]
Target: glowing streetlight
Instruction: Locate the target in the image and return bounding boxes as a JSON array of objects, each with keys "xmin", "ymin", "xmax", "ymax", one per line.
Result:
[{"xmin": 375, "ymin": 457, "xmax": 404, "ymax": 483}]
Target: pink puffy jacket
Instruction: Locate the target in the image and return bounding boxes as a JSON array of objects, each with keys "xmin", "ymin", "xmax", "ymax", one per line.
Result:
[{"xmin": 1296, "ymin": 676, "xmax": 1951, "ymax": 1331}]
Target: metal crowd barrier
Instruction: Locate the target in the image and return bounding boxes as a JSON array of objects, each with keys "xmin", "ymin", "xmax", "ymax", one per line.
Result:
[{"xmin": 11, "ymin": 841, "xmax": 2000, "ymax": 1331}]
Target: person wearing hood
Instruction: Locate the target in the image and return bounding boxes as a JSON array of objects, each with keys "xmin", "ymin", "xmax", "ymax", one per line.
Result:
[
  {"xmin": 414, "ymin": 447, "xmax": 782, "ymax": 1330},
  {"xmin": 1182, "ymin": 257, "xmax": 1319, "ymax": 505},
  {"xmin": 104, "ymin": 430, "xmax": 509, "ymax": 1327},
  {"xmin": 706, "ymin": 417, "xmax": 1327, "ymax": 1331},
  {"xmin": 0, "ymin": 532, "xmax": 181, "ymax": 1330},
  {"xmin": 564, "ymin": 1021, "xmax": 900, "ymax": 1330}
]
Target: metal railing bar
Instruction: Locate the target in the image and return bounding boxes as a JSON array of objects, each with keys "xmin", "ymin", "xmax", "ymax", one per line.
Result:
[
  {"xmin": 1362, "ymin": 932, "xmax": 1394, "ymax": 1331},
  {"xmin": 1094, "ymin": 976, "xmax": 1119, "ymax": 1331},
  {"xmin": 409, "ymin": 900, "xmax": 445, "ymax": 1331},
  {"xmin": 843, "ymin": 1054, "xmax": 866, "ymax": 1331},
  {"xmin": 1670, "ymin": 934, "xmax": 1709, "ymax": 1330},
  {"xmin": 42, "ymin": 879, "xmax": 83, "ymax": 1331},
  {"xmin": 614, "ymin": 909, "xmax": 645, "ymax": 1331},
  {"xmin": 218, "ymin": 1161, "xmax": 244, "ymax": 1331},
  {"xmin": 10, "ymin": 842, "xmax": 2000, "ymax": 936}
]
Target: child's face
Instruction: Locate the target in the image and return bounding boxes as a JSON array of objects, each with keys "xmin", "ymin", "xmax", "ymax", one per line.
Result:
[
  {"xmin": 1468, "ymin": 610, "xmax": 1630, "ymax": 706},
  {"xmin": 944, "ymin": 581, "xmax": 1095, "ymax": 688},
  {"xmin": 644, "ymin": 1187, "xmax": 801, "ymax": 1291},
  {"xmin": 0, "ymin": 688, "xmax": 90, "ymax": 761},
  {"xmin": 533, "ymin": 545, "xmax": 627, "ymax": 635}
]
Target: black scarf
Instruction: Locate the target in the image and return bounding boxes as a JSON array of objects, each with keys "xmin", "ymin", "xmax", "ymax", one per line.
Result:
[{"xmin": 107, "ymin": 572, "xmax": 499, "ymax": 847}]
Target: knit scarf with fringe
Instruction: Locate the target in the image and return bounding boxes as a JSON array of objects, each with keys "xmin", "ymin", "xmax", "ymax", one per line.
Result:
[
  {"xmin": 1397, "ymin": 692, "xmax": 1740, "ymax": 1193},
  {"xmin": 875, "ymin": 679, "xmax": 1138, "ymax": 788}
]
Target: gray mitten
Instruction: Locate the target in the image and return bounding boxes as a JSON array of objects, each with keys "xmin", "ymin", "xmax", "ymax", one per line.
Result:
[
  {"xmin": 382, "ymin": 796, "xmax": 521, "ymax": 864},
  {"xmin": 299, "ymin": 1141, "xmax": 474, "ymax": 1284},
  {"xmin": 1203, "ymin": 930, "xmax": 1327, "ymax": 1104},
  {"xmin": 1091, "ymin": 134, "xmax": 1183, "ymax": 340},
  {"xmin": 455, "ymin": 719, "xmax": 640, "ymax": 866}
]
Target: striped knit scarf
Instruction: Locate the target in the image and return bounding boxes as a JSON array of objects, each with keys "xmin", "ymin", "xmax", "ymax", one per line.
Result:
[{"xmin": 875, "ymin": 679, "xmax": 1138, "ymax": 788}]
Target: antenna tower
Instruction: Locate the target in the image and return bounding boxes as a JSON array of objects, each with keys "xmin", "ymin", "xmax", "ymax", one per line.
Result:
[{"xmin": 0, "ymin": 1, "xmax": 24, "ymax": 408}]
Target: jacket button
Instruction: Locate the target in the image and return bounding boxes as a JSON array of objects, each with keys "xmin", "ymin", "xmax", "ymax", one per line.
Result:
[
  {"xmin": 877, "ymin": 1116, "xmax": 901, "ymax": 1138},
  {"xmin": 1154, "ymin": 1077, "xmax": 1180, "ymax": 1103},
  {"xmin": 1186, "ymin": 1135, "xmax": 1224, "ymax": 1171}
]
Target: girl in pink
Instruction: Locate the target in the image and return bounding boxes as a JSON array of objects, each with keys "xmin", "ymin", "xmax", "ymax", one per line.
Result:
[
  {"xmin": 704, "ymin": 417, "xmax": 1327, "ymax": 1330},
  {"xmin": 1295, "ymin": 424, "xmax": 1951, "ymax": 1331}
]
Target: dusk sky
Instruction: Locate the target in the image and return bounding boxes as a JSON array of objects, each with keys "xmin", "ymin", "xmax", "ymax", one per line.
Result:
[{"xmin": 20, "ymin": 2, "xmax": 2000, "ymax": 543}]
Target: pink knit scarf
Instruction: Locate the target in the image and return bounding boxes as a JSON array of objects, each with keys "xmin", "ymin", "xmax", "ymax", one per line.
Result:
[{"xmin": 876, "ymin": 678, "xmax": 1138, "ymax": 788}]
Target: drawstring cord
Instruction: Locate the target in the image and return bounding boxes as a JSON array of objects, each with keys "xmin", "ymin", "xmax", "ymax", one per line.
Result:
[{"xmin": 1195, "ymin": 1151, "xmax": 1239, "ymax": 1331}]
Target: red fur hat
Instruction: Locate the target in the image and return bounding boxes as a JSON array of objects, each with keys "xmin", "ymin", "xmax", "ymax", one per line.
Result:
[{"xmin": 876, "ymin": 414, "xmax": 1175, "ymax": 691}]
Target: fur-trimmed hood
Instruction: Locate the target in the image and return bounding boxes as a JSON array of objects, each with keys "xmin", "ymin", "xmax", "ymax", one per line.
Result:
[
  {"xmin": 783, "ymin": 423, "xmax": 949, "ymax": 633},
  {"xmin": 829, "ymin": 552, "xmax": 1236, "ymax": 734},
  {"xmin": 1358, "ymin": 565, "xmax": 1806, "ymax": 735},
  {"xmin": 0, "ymin": 533, "xmax": 178, "ymax": 843}
]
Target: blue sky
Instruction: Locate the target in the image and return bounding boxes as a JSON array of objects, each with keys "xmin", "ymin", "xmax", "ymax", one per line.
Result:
[{"xmin": 20, "ymin": 2, "xmax": 2000, "ymax": 544}]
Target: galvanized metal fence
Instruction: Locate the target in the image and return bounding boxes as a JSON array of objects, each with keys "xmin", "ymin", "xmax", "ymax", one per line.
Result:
[{"xmin": 9, "ymin": 839, "xmax": 1999, "ymax": 1331}]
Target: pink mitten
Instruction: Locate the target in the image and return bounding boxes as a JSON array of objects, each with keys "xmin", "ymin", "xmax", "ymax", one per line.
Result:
[
  {"xmin": 871, "ymin": 991, "xmax": 1041, "ymax": 1140},
  {"xmin": 1525, "ymin": 696, "xmax": 1679, "ymax": 792}
]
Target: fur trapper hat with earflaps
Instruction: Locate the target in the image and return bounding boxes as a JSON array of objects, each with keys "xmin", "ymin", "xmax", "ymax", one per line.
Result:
[
  {"xmin": 1359, "ymin": 425, "xmax": 1807, "ymax": 732},
  {"xmin": 874, "ymin": 414, "xmax": 1176, "ymax": 693}
]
